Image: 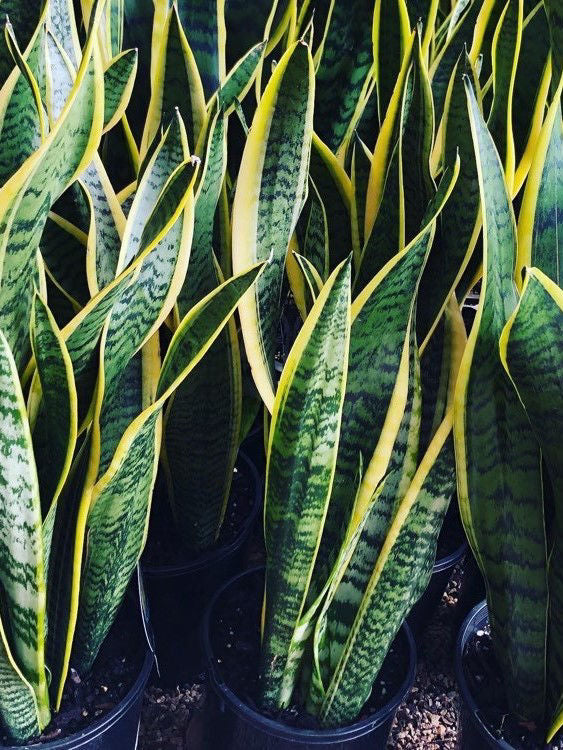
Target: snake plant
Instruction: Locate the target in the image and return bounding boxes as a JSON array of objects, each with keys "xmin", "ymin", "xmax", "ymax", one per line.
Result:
[
  {"xmin": 454, "ymin": 72, "xmax": 563, "ymax": 741},
  {"xmin": 0, "ymin": 0, "xmax": 263, "ymax": 742},
  {"xmin": 218, "ymin": 0, "xmax": 562, "ymax": 735}
]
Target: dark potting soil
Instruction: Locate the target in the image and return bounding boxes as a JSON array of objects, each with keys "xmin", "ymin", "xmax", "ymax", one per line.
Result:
[
  {"xmin": 463, "ymin": 626, "xmax": 563, "ymax": 749},
  {"xmin": 143, "ymin": 458, "xmax": 254, "ymax": 567},
  {"xmin": 435, "ymin": 499, "xmax": 466, "ymax": 561},
  {"xmin": 0, "ymin": 601, "xmax": 145, "ymax": 746},
  {"xmin": 209, "ymin": 569, "xmax": 409, "ymax": 731}
]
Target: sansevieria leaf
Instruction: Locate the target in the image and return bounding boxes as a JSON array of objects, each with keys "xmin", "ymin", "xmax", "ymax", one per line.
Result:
[
  {"xmin": 164, "ymin": 109, "xmax": 241, "ymax": 551},
  {"xmin": 317, "ymin": 162, "xmax": 459, "ymax": 581},
  {"xmin": 232, "ymin": 39, "xmax": 314, "ymax": 412},
  {"xmin": 500, "ymin": 268, "xmax": 563, "ymax": 725},
  {"xmin": 260, "ymin": 257, "xmax": 352, "ymax": 710},
  {"xmin": 0, "ymin": 329, "xmax": 49, "ymax": 729},
  {"xmin": 315, "ymin": 297, "xmax": 465, "ymax": 726},
  {"xmin": 453, "ymin": 79, "xmax": 546, "ymax": 722},
  {"xmin": 29, "ymin": 294, "xmax": 77, "ymax": 563},
  {"xmin": 516, "ymin": 75, "xmax": 563, "ymax": 288}
]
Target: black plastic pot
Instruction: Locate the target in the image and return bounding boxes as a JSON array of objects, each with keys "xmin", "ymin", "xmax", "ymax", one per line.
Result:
[
  {"xmin": 142, "ymin": 452, "xmax": 262, "ymax": 685},
  {"xmin": 1, "ymin": 650, "xmax": 153, "ymax": 750},
  {"xmin": 198, "ymin": 567, "xmax": 417, "ymax": 749},
  {"xmin": 455, "ymin": 601, "xmax": 509, "ymax": 749}
]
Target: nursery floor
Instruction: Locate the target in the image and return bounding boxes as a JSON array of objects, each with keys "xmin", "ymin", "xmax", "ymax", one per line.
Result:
[{"xmin": 138, "ymin": 565, "xmax": 465, "ymax": 750}]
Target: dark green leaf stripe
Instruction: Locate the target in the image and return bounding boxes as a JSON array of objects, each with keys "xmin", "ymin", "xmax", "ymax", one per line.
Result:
[
  {"xmin": 260, "ymin": 258, "xmax": 351, "ymax": 710},
  {"xmin": 232, "ymin": 40, "xmax": 314, "ymax": 411},
  {"xmin": 177, "ymin": 0, "xmax": 225, "ymax": 100},
  {"xmin": 313, "ymin": 0, "xmax": 375, "ymax": 153},
  {"xmin": 0, "ymin": 330, "xmax": 49, "ymax": 727},
  {"xmin": 454, "ymin": 80, "xmax": 547, "ymax": 722},
  {"xmin": 500, "ymin": 269, "xmax": 563, "ymax": 720},
  {"xmin": 166, "ymin": 110, "xmax": 239, "ymax": 550},
  {"xmin": 517, "ymin": 82, "xmax": 563, "ymax": 288},
  {"xmin": 299, "ymin": 177, "xmax": 329, "ymax": 284},
  {"xmin": 487, "ymin": 0, "xmax": 523, "ymax": 189}
]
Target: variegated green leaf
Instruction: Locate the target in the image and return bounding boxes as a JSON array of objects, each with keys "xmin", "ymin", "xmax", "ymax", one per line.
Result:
[
  {"xmin": 141, "ymin": 5, "xmax": 206, "ymax": 157},
  {"xmin": 350, "ymin": 136, "xmax": 372, "ymax": 265},
  {"xmin": 0, "ymin": 329, "xmax": 49, "ymax": 728},
  {"xmin": 516, "ymin": 79, "xmax": 563, "ymax": 288},
  {"xmin": 233, "ymin": 39, "xmax": 314, "ymax": 412},
  {"xmin": 0, "ymin": 617, "xmax": 41, "ymax": 742},
  {"xmin": 29, "ymin": 295, "xmax": 77, "ymax": 532},
  {"xmin": 0, "ymin": 0, "xmax": 44, "ymax": 88},
  {"xmin": 95, "ymin": 116, "xmax": 196, "ymax": 479},
  {"xmin": 214, "ymin": 41, "xmax": 266, "ymax": 114},
  {"xmin": 0, "ymin": 4, "xmax": 104, "ymax": 370},
  {"xmin": 487, "ymin": 0, "xmax": 523, "ymax": 191},
  {"xmin": 103, "ymin": 48, "xmax": 138, "ymax": 133},
  {"xmin": 401, "ymin": 26, "xmax": 436, "ymax": 243},
  {"xmin": 453, "ymin": 79, "xmax": 546, "ymax": 722},
  {"xmin": 512, "ymin": 2, "xmax": 551, "ymax": 193},
  {"xmin": 260, "ymin": 258, "xmax": 351, "ymax": 710},
  {"xmin": 309, "ymin": 134, "xmax": 352, "ymax": 271},
  {"xmin": 177, "ymin": 0, "xmax": 226, "ymax": 100},
  {"xmin": 500, "ymin": 268, "xmax": 563, "ymax": 721},
  {"xmin": 0, "ymin": 19, "xmax": 47, "ymax": 184},
  {"xmin": 313, "ymin": 0, "xmax": 375, "ymax": 153},
  {"xmin": 544, "ymin": 0, "xmax": 563, "ymax": 84},
  {"xmin": 164, "ymin": 109, "xmax": 241, "ymax": 551},
  {"xmin": 374, "ymin": 0, "xmax": 410, "ymax": 123}
]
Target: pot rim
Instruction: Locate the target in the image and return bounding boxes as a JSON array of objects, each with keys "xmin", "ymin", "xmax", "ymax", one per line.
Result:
[
  {"xmin": 202, "ymin": 566, "xmax": 417, "ymax": 744},
  {"xmin": 1, "ymin": 649, "xmax": 153, "ymax": 750},
  {"xmin": 455, "ymin": 600, "xmax": 518, "ymax": 750},
  {"xmin": 433, "ymin": 538, "xmax": 468, "ymax": 574},
  {"xmin": 142, "ymin": 450, "xmax": 262, "ymax": 578}
]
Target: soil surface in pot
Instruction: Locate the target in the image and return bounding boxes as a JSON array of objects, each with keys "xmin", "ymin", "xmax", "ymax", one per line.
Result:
[
  {"xmin": 463, "ymin": 626, "xmax": 563, "ymax": 749},
  {"xmin": 435, "ymin": 500, "xmax": 466, "ymax": 560},
  {"xmin": 0, "ymin": 600, "xmax": 145, "ymax": 746},
  {"xmin": 143, "ymin": 460, "xmax": 254, "ymax": 567},
  {"xmin": 209, "ymin": 569, "xmax": 409, "ymax": 730}
]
